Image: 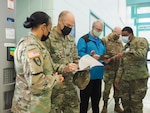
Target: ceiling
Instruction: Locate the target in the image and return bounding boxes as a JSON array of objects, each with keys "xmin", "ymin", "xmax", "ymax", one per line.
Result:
[{"xmin": 126, "ymin": 0, "xmax": 150, "ymax": 32}]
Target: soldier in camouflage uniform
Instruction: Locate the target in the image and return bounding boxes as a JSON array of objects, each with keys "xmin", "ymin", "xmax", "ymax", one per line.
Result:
[
  {"xmin": 101, "ymin": 27, "xmax": 123, "ymax": 113},
  {"xmin": 11, "ymin": 11, "xmax": 64, "ymax": 113},
  {"xmin": 43, "ymin": 10, "xmax": 80, "ymax": 113},
  {"xmin": 115, "ymin": 26, "xmax": 149, "ymax": 113}
]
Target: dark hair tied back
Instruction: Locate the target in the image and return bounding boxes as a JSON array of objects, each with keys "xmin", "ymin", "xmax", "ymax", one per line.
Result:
[
  {"xmin": 23, "ymin": 11, "xmax": 50, "ymax": 29},
  {"xmin": 23, "ymin": 17, "xmax": 35, "ymax": 28}
]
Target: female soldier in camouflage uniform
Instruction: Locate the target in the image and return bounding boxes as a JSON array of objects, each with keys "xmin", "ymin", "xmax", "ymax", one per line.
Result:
[{"xmin": 11, "ymin": 11, "xmax": 64, "ymax": 113}]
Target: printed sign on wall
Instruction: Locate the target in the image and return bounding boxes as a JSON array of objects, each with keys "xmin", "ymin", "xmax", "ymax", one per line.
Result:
[
  {"xmin": 5, "ymin": 28, "xmax": 15, "ymax": 39},
  {"xmin": 7, "ymin": 0, "xmax": 14, "ymax": 10}
]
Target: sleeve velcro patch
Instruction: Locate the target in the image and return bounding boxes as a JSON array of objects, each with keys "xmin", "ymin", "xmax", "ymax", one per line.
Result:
[{"xmin": 27, "ymin": 49, "xmax": 40, "ymax": 59}]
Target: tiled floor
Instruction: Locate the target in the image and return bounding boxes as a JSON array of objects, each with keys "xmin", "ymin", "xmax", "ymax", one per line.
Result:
[{"xmin": 88, "ymin": 78, "xmax": 150, "ymax": 113}]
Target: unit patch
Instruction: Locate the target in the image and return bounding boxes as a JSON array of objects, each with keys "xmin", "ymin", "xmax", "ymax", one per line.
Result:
[{"xmin": 33, "ymin": 57, "xmax": 41, "ymax": 66}]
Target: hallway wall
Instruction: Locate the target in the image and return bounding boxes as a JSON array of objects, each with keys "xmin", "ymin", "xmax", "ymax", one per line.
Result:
[{"xmin": 16, "ymin": 0, "xmax": 129, "ymax": 43}]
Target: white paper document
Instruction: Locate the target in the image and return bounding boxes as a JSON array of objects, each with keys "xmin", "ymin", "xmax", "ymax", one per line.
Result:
[
  {"xmin": 72, "ymin": 54, "xmax": 103, "ymax": 74},
  {"xmin": 79, "ymin": 54, "xmax": 104, "ymax": 70}
]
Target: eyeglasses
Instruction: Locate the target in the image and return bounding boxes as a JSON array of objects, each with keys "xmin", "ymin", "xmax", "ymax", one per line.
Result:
[{"xmin": 94, "ymin": 27, "xmax": 102, "ymax": 32}]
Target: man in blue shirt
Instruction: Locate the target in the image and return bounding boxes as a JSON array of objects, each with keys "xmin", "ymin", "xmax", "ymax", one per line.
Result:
[{"xmin": 77, "ymin": 20, "xmax": 106, "ymax": 113}]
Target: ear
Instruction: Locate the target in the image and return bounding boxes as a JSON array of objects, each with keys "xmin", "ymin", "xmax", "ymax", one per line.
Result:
[
  {"xmin": 58, "ymin": 18, "xmax": 62, "ymax": 25},
  {"xmin": 41, "ymin": 23, "xmax": 46, "ymax": 30},
  {"xmin": 92, "ymin": 25, "xmax": 95, "ymax": 30}
]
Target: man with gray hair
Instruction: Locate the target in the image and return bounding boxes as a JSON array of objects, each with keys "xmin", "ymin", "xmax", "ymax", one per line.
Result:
[{"xmin": 77, "ymin": 20, "xmax": 106, "ymax": 113}]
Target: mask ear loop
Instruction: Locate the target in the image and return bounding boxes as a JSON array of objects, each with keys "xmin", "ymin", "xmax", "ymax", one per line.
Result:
[
  {"xmin": 42, "ymin": 23, "xmax": 49, "ymax": 36},
  {"xmin": 42, "ymin": 24, "xmax": 46, "ymax": 37},
  {"xmin": 60, "ymin": 18, "xmax": 65, "ymax": 27},
  {"xmin": 128, "ymin": 34, "xmax": 132, "ymax": 42}
]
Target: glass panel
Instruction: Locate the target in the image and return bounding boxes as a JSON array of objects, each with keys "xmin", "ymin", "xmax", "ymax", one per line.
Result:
[
  {"xmin": 138, "ymin": 18, "xmax": 150, "ymax": 23},
  {"xmin": 137, "ymin": 7, "xmax": 150, "ymax": 14},
  {"xmin": 104, "ymin": 25, "xmax": 112, "ymax": 36}
]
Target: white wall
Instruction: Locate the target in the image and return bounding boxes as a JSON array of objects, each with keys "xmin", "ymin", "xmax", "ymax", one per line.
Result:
[
  {"xmin": 16, "ymin": 0, "xmax": 129, "ymax": 43},
  {"xmin": 16, "ymin": 0, "xmax": 54, "ymax": 42},
  {"xmin": 51, "ymin": 0, "xmax": 126, "ymax": 42}
]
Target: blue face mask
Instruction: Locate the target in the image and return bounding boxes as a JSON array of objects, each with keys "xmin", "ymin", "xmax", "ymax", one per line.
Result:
[{"xmin": 122, "ymin": 36, "xmax": 129, "ymax": 43}]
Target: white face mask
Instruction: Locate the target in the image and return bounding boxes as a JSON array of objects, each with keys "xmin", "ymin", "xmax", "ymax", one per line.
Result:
[
  {"xmin": 122, "ymin": 36, "xmax": 129, "ymax": 43},
  {"xmin": 93, "ymin": 29, "xmax": 102, "ymax": 37}
]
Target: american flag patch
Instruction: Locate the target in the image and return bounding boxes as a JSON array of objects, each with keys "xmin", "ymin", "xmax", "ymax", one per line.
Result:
[{"xmin": 27, "ymin": 49, "xmax": 40, "ymax": 58}]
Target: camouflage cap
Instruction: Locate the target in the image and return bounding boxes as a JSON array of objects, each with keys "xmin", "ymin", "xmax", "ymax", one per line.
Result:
[{"xmin": 73, "ymin": 69, "xmax": 90, "ymax": 90}]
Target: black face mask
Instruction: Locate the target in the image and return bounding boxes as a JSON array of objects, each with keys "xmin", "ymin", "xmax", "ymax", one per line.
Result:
[
  {"xmin": 41, "ymin": 32, "xmax": 50, "ymax": 41},
  {"xmin": 61, "ymin": 26, "xmax": 72, "ymax": 35}
]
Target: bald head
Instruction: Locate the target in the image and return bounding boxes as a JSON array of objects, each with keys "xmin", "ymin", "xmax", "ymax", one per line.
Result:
[
  {"xmin": 58, "ymin": 10, "xmax": 75, "ymax": 27},
  {"xmin": 111, "ymin": 26, "xmax": 122, "ymax": 40},
  {"xmin": 57, "ymin": 10, "xmax": 75, "ymax": 35},
  {"xmin": 59, "ymin": 10, "xmax": 74, "ymax": 19},
  {"xmin": 113, "ymin": 26, "xmax": 121, "ymax": 35}
]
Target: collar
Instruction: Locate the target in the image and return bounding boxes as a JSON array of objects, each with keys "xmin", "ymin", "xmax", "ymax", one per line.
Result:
[
  {"xmin": 88, "ymin": 32, "xmax": 101, "ymax": 42},
  {"xmin": 129, "ymin": 36, "xmax": 135, "ymax": 42}
]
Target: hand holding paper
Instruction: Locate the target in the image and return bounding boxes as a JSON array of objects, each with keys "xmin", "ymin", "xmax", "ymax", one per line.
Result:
[{"xmin": 79, "ymin": 54, "xmax": 103, "ymax": 70}]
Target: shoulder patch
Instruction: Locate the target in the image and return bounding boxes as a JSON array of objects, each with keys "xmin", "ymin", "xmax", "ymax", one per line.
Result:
[{"xmin": 27, "ymin": 49, "xmax": 40, "ymax": 59}]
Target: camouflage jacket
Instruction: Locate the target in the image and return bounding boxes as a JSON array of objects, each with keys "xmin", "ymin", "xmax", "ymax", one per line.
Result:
[
  {"xmin": 43, "ymin": 26, "xmax": 80, "ymax": 82},
  {"xmin": 116, "ymin": 37, "xmax": 149, "ymax": 81},
  {"xmin": 11, "ymin": 34, "xmax": 58, "ymax": 113},
  {"xmin": 102, "ymin": 33, "xmax": 123, "ymax": 70}
]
